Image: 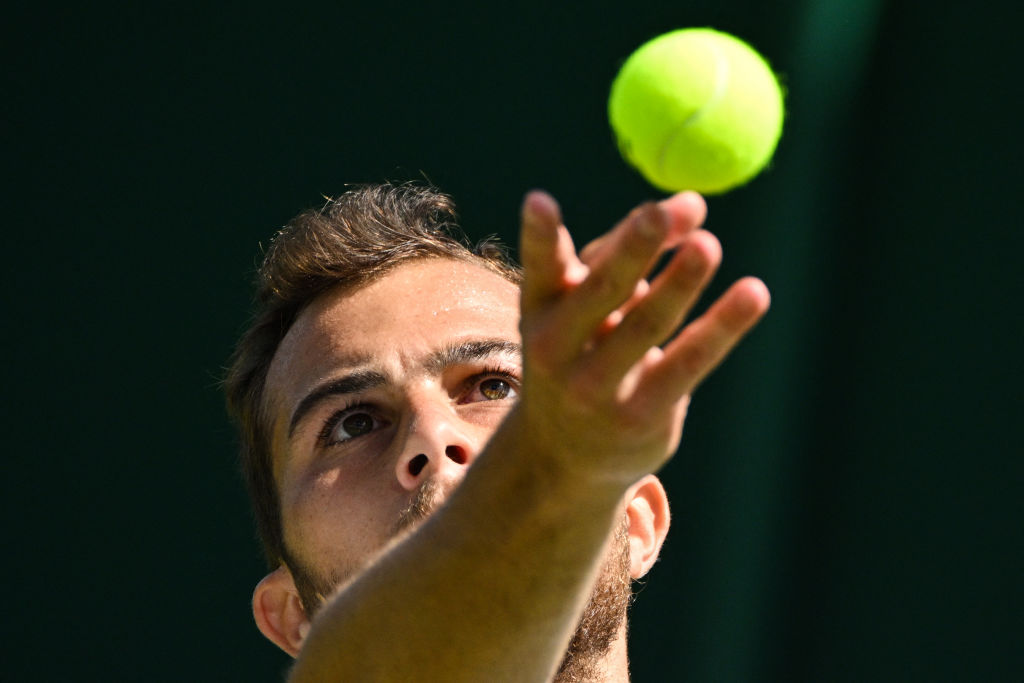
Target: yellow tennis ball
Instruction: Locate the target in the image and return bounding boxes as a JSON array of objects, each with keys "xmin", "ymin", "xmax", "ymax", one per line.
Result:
[{"xmin": 609, "ymin": 28, "xmax": 785, "ymax": 194}]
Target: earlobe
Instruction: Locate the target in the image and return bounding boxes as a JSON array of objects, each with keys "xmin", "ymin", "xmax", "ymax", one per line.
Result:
[
  {"xmin": 252, "ymin": 565, "xmax": 310, "ymax": 657},
  {"xmin": 625, "ymin": 475, "xmax": 671, "ymax": 579}
]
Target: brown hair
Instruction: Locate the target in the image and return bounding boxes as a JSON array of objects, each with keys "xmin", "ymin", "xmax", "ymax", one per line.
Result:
[{"xmin": 224, "ymin": 182, "xmax": 522, "ymax": 567}]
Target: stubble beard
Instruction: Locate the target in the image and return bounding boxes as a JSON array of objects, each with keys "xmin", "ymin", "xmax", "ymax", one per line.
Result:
[
  {"xmin": 286, "ymin": 481, "xmax": 634, "ymax": 681},
  {"xmin": 553, "ymin": 519, "xmax": 633, "ymax": 683}
]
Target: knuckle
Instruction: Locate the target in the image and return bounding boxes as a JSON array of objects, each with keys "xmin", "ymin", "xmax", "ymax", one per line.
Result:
[
  {"xmin": 581, "ymin": 267, "xmax": 631, "ymax": 307},
  {"xmin": 676, "ymin": 344, "xmax": 711, "ymax": 377},
  {"xmin": 582, "ymin": 268, "xmax": 617, "ymax": 299},
  {"xmin": 619, "ymin": 231, "xmax": 661, "ymax": 266},
  {"xmin": 623, "ymin": 309, "xmax": 664, "ymax": 342}
]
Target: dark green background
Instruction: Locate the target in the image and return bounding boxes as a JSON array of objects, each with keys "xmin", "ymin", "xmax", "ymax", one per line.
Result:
[{"xmin": 6, "ymin": 1, "xmax": 1021, "ymax": 680}]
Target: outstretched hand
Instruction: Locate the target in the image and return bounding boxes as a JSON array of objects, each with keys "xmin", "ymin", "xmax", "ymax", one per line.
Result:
[{"xmin": 517, "ymin": 190, "xmax": 770, "ymax": 488}]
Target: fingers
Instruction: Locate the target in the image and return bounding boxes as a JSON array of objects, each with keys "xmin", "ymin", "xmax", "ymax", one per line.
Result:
[
  {"xmin": 539, "ymin": 202, "xmax": 670, "ymax": 367},
  {"xmin": 586, "ymin": 193, "xmax": 706, "ymax": 339},
  {"xmin": 596, "ymin": 278, "xmax": 650, "ymax": 339},
  {"xmin": 516, "ymin": 187, "xmax": 768, "ymax": 482},
  {"xmin": 632, "ymin": 277, "xmax": 771, "ymax": 413},
  {"xmin": 579, "ymin": 191, "xmax": 707, "ymax": 266},
  {"xmin": 581, "ymin": 229, "xmax": 723, "ymax": 396},
  {"xmin": 520, "ymin": 190, "xmax": 706, "ymax": 320},
  {"xmin": 519, "ymin": 191, "xmax": 588, "ymax": 311},
  {"xmin": 519, "ymin": 189, "xmax": 762, "ymax": 401}
]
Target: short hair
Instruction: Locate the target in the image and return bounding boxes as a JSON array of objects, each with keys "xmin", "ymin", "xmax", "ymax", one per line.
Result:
[{"xmin": 224, "ymin": 182, "xmax": 522, "ymax": 566}]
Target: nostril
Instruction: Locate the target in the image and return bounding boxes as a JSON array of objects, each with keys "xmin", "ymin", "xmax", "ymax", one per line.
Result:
[
  {"xmin": 408, "ymin": 454, "xmax": 428, "ymax": 477},
  {"xmin": 445, "ymin": 445, "xmax": 467, "ymax": 465}
]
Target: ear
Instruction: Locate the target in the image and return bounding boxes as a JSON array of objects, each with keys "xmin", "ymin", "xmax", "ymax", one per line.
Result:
[
  {"xmin": 624, "ymin": 475, "xmax": 671, "ymax": 579},
  {"xmin": 252, "ymin": 565, "xmax": 310, "ymax": 657}
]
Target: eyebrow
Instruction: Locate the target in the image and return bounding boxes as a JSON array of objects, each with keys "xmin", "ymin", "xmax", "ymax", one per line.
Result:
[
  {"xmin": 286, "ymin": 339, "xmax": 521, "ymax": 441},
  {"xmin": 288, "ymin": 369, "xmax": 388, "ymax": 439},
  {"xmin": 424, "ymin": 339, "xmax": 522, "ymax": 375}
]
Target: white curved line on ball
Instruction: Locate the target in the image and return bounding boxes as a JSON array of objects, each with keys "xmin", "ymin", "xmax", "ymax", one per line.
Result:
[{"xmin": 655, "ymin": 38, "xmax": 730, "ymax": 178}]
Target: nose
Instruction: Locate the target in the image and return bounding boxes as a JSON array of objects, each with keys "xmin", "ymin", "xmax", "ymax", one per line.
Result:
[{"xmin": 394, "ymin": 400, "xmax": 480, "ymax": 491}]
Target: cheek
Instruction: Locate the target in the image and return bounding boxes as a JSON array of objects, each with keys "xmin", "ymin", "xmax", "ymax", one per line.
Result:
[
  {"xmin": 280, "ymin": 455, "xmax": 400, "ymax": 569},
  {"xmin": 460, "ymin": 402, "xmax": 518, "ymax": 433}
]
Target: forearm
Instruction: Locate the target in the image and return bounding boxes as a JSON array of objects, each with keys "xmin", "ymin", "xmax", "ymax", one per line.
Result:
[{"xmin": 290, "ymin": 408, "xmax": 629, "ymax": 683}]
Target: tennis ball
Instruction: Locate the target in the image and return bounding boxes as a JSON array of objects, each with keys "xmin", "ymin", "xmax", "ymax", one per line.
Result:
[{"xmin": 608, "ymin": 28, "xmax": 785, "ymax": 194}]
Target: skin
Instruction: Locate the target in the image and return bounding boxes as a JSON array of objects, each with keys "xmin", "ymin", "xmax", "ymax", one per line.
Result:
[
  {"xmin": 253, "ymin": 190, "xmax": 770, "ymax": 682},
  {"xmin": 267, "ymin": 257, "xmax": 525, "ymax": 597}
]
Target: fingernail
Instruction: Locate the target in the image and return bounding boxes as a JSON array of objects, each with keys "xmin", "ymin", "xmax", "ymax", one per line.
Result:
[
  {"xmin": 522, "ymin": 190, "xmax": 559, "ymax": 225},
  {"xmin": 635, "ymin": 204, "xmax": 665, "ymax": 239}
]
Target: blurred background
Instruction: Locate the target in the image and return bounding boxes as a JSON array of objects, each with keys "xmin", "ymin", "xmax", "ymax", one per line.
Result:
[{"xmin": 5, "ymin": 0, "xmax": 1021, "ymax": 680}]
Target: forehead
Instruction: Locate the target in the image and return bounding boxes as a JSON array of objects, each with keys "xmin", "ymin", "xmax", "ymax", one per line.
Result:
[{"xmin": 264, "ymin": 257, "xmax": 521, "ymax": 423}]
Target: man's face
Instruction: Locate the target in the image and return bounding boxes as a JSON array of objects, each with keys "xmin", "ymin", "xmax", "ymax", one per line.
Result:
[
  {"xmin": 264, "ymin": 258, "xmax": 523, "ymax": 605},
  {"xmin": 261, "ymin": 256, "xmax": 636, "ymax": 677}
]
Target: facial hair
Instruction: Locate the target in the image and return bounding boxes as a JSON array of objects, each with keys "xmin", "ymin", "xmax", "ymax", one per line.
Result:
[
  {"xmin": 553, "ymin": 518, "xmax": 633, "ymax": 683},
  {"xmin": 285, "ymin": 484, "xmax": 634, "ymax": 680},
  {"xmin": 284, "ymin": 480, "xmax": 449, "ymax": 613}
]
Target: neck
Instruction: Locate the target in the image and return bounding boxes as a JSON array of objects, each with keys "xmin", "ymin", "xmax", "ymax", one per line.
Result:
[{"xmin": 598, "ymin": 621, "xmax": 631, "ymax": 682}]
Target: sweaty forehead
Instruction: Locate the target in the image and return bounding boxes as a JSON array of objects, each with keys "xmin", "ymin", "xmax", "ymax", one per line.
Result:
[{"xmin": 264, "ymin": 258, "xmax": 521, "ymax": 424}]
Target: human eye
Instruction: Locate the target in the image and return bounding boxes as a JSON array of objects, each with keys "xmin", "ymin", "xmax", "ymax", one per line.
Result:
[
  {"xmin": 462, "ymin": 367, "xmax": 520, "ymax": 403},
  {"xmin": 318, "ymin": 404, "xmax": 386, "ymax": 446}
]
